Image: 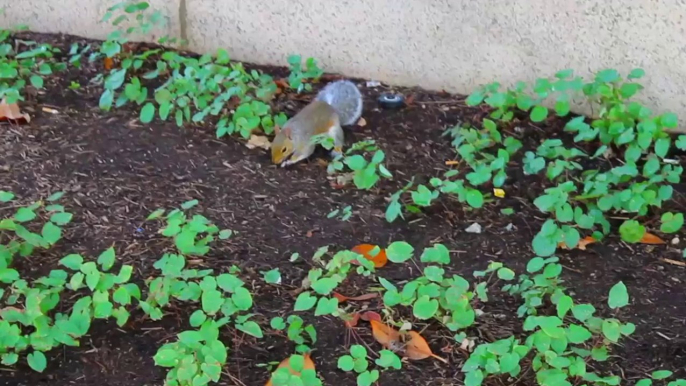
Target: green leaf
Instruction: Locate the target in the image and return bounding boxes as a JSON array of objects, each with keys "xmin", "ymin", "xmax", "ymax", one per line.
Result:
[
  {"xmin": 530, "ymin": 106, "xmax": 548, "ymax": 122},
  {"xmin": 465, "ymin": 369, "xmax": 484, "ymax": 386},
  {"xmin": 30, "ymin": 75, "xmax": 44, "ymax": 89},
  {"xmin": 27, "ymin": 351, "xmax": 47, "ymax": 372},
  {"xmin": 201, "ymin": 289, "xmax": 223, "ymax": 315},
  {"xmin": 571, "ymin": 304, "xmax": 596, "ymax": 322},
  {"xmin": 386, "ymin": 241, "xmax": 414, "ymax": 263},
  {"xmin": 660, "ymin": 112, "xmax": 678, "ymax": 128},
  {"xmin": 337, "ymin": 355, "xmax": 355, "ymax": 371},
  {"xmin": 628, "ymin": 68, "xmax": 645, "ymax": 80},
  {"xmin": 0, "ymin": 191, "xmax": 14, "ymax": 202},
  {"xmin": 50, "ymin": 212, "xmax": 73, "ymax": 225},
  {"xmin": 59, "ymin": 254, "xmax": 84, "ymax": 270},
  {"xmin": 140, "ymin": 103, "xmax": 156, "ymax": 123},
  {"xmin": 294, "ymin": 292, "xmax": 317, "ymax": 311},
  {"xmin": 497, "ymin": 267, "xmax": 515, "ymax": 281},
  {"xmin": 231, "ymin": 287, "xmax": 253, "ymax": 310},
  {"xmin": 41, "ymin": 222, "xmax": 62, "ymax": 245},
  {"xmin": 311, "ymin": 277, "xmax": 339, "ymax": 295},
  {"xmin": 181, "ymin": 199, "xmax": 199, "ymax": 210},
  {"xmin": 660, "ymin": 212, "xmax": 684, "ymax": 234},
  {"xmin": 601, "ymin": 319, "xmax": 621, "ymax": 342},
  {"xmin": 146, "ymin": 208, "xmax": 165, "ymax": 220},
  {"xmin": 314, "ymin": 297, "xmax": 339, "ymax": 316},
  {"xmin": 413, "ymin": 295, "xmax": 438, "ymax": 319},
  {"xmin": 420, "ymin": 244, "xmax": 450, "ymax": 265},
  {"xmin": 608, "ymin": 281, "xmax": 629, "ymax": 309},
  {"xmin": 619, "ymin": 220, "xmax": 645, "ymax": 243},
  {"xmin": 97, "ymin": 247, "xmax": 116, "ymax": 271},
  {"xmin": 596, "ymin": 69, "xmax": 620, "ymax": 82},
  {"xmin": 237, "ymin": 321, "xmax": 263, "ymax": 338},
  {"xmin": 14, "ymin": 207, "xmax": 36, "ymax": 222},
  {"xmin": 263, "ymin": 269, "xmax": 281, "ymax": 284},
  {"xmin": 651, "ymin": 370, "xmax": 673, "ymax": 380},
  {"xmin": 567, "ymin": 324, "xmax": 592, "ymax": 344},
  {"xmin": 154, "ymin": 348, "xmax": 181, "ymax": 367},
  {"xmin": 526, "ymin": 257, "xmax": 545, "ymax": 273},
  {"xmin": 375, "ymin": 350, "xmax": 402, "ymax": 370}
]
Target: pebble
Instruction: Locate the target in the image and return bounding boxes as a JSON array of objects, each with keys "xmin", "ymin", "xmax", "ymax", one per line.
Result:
[
  {"xmin": 671, "ymin": 237, "xmax": 680, "ymax": 245},
  {"xmin": 505, "ymin": 223, "xmax": 514, "ymax": 231},
  {"xmin": 466, "ymin": 223, "xmax": 482, "ymax": 234}
]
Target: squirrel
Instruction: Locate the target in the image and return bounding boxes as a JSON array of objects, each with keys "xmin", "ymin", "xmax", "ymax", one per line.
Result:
[{"xmin": 271, "ymin": 80, "xmax": 363, "ymax": 167}]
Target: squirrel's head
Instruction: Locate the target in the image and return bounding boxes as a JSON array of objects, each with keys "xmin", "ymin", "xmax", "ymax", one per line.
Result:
[{"xmin": 271, "ymin": 126, "xmax": 294, "ymax": 165}]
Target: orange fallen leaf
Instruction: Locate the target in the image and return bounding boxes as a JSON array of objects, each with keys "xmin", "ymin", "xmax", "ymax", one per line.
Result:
[
  {"xmin": 445, "ymin": 160, "xmax": 459, "ymax": 166},
  {"xmin": 640, "ymin": 232, "xmax": 665, "ymax": 244},
  {"xmin": 275, "ymin": 78, "xmax": 290, "ymax": 89},
  {"xmin": 559, "ymin": 236, "xmax": 597, "ymax": 251},
  {"xmin": 103, "ymin": 57, "xmax": 114, "ymax": 70},
  {"xmin": 343, "ymin": 312, "xmax": 360, "ymax": 328},
  {"xmin": 370, "ymin": 319, "xmax": 401, "ymax": 350},
  {"xmin": 405, "ymin": 331, "xmax": 449, "ymax": 363},
  {"xmin": 265, "ymin": 353, "xmax": 316, "ymax": 386},
  {"xmin": 351, "ymin": 244, "xmax": 388, "ymax": 268},
  {"xmin": 332, "ymin": 292, "xmax": 378, "ymax": 303},
  {"xmin": 360, "ymin": 311, "xmax": 381, "ymax": 322},
  {"xmin": 0, "ymin": 99, "xmax": 31, "ymax": 124}
]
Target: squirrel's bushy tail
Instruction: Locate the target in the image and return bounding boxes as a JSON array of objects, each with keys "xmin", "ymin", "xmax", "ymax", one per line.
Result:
[{"xmin": 315, "ymin": 80, "xmax": 363, "ymax": 126}]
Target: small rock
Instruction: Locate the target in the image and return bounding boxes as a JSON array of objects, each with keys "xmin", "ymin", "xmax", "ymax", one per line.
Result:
[
  {"xmin": 366, "ymin": 80, "xmax": 381, "ymax": 87},
  {"xmin": 671, "ymin": 237, "xmax": 680, "ymax": 245},
  {"xmin": 505, "ymin": 223, "xmax": 514, "ymax": 231},
  {"xmin": 465, "ymin": 223, "xmax": 482, "ymax": 234}
]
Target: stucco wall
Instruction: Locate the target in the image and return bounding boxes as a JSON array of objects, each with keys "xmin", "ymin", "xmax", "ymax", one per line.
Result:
[{"xmin": 2, "ymin": 0, "xmax": 686, "ymax": 117}]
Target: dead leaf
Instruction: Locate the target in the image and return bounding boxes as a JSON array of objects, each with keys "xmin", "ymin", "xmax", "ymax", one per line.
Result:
[
  {"xmin": 0, "ymin": 99, "xmax": 31, "ymax": 124},
  {"xmin": 246, "ymin": 135, "xmax": 271, "ymax": 150},
  {"xmin": 343, "ymin": 312, "xmax": 360, "ymax": 328},
  {"xmin": 640, "ymin": 232, "xmax": 665, "ymax": 244},
  {"xmin": 559, "ymin": 236, "xmax": 597, "ymax": 251},
  {"xmin": 493, "ymin": 188, "xmax": 505, "ymax": 198},
  {"xmin": 265, "ymin": 353, "xmax": 316, "ymax": 386},
  {"xmin": 405, "ymin": 331, "xmax": 449, "ymax": 363},
  {"xmin": 360, "ymin": 311, "xmax": 381, "ymax": 322},
  {"xmin": 103, "ymin": 57, "xmax": 114, "ymax": 70},
  {"xmin": 351, "ymin": 244, "xmax": 388, "ymax": 268},
  {"xmin": 332, "ymin": 292, "xmax": 378, "ymax": 303},
  {"xmin": 660, "ymin": 258, "xmax": 686, "ymax": 267},
  {"xmin": 357, "ymin": 117, "xmax": 367, "ymax": 127},
  {"xmin": 275, "ymin": 78, "xmax": 290, "ymax": 89},
  {"xmin": 370, "ymin": 319, "xmax": 401, "ymax": 350}
]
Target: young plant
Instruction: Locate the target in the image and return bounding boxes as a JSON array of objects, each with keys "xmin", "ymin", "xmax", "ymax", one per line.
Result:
[
  {"xmin": 321, "ymin": 138, "xmax": 393, "ymax": 190},
  {"xmin": 0, "ymin": 27, "xmax": 65, "ymax": 103},
  {"xmin": 337, "ymin": 345, "xmax": 380, "ymax": 386},
  {"xmin": 287, "ymin": 55, "xmax": 323, "ymax": 93}
]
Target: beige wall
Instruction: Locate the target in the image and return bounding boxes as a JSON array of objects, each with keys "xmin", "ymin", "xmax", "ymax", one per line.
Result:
[{"xmin": 3, "ymin": 0, "xmax": 686, "ymax": 117}]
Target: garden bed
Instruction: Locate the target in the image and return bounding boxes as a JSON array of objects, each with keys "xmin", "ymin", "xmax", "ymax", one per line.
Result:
[{"xmin": 1, "ymin": 30, "xmax": 685, "ymax": 386}]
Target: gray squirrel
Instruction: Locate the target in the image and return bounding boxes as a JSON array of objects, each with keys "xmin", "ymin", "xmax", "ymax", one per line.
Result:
[{"xmin": 270, "ymin": 80, "xmax": 363, "ymax": 167}]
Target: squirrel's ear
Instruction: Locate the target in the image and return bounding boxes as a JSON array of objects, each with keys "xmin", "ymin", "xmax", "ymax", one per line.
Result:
[
  {"xmin": 282, "ymin": 127, "xmax": 292, "ymax": 138},
  {"xmin": 274, "ymin": 125, "xmax": 281, "ymax": 134}
]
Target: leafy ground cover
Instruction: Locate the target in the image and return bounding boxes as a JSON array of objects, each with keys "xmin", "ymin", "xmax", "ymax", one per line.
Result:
[{"xmin": 1, "ymin": 5, "xmax": 686, "ymax": 386}]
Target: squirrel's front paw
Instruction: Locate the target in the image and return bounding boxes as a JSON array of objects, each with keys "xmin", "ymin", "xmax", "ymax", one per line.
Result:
[{"xmin": 330, "ymin": 146, "xmax": 343, "ymax": 158}]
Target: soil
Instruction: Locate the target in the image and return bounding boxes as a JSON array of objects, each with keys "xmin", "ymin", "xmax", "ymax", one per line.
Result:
[{"xmin": 1, "ymin": 32, "xmax": 685, "ymax": 386}]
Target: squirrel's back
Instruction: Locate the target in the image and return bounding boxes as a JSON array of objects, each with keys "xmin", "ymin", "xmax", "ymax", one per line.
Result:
[{"xmin": 315, "ymin": 80, "xmax": 363, "ymax": 126}]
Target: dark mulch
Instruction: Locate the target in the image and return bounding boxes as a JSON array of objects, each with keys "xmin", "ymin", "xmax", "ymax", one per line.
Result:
[{"xmin": 1, "ymin": 32, "xmax": 685, "ymax": 386}]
